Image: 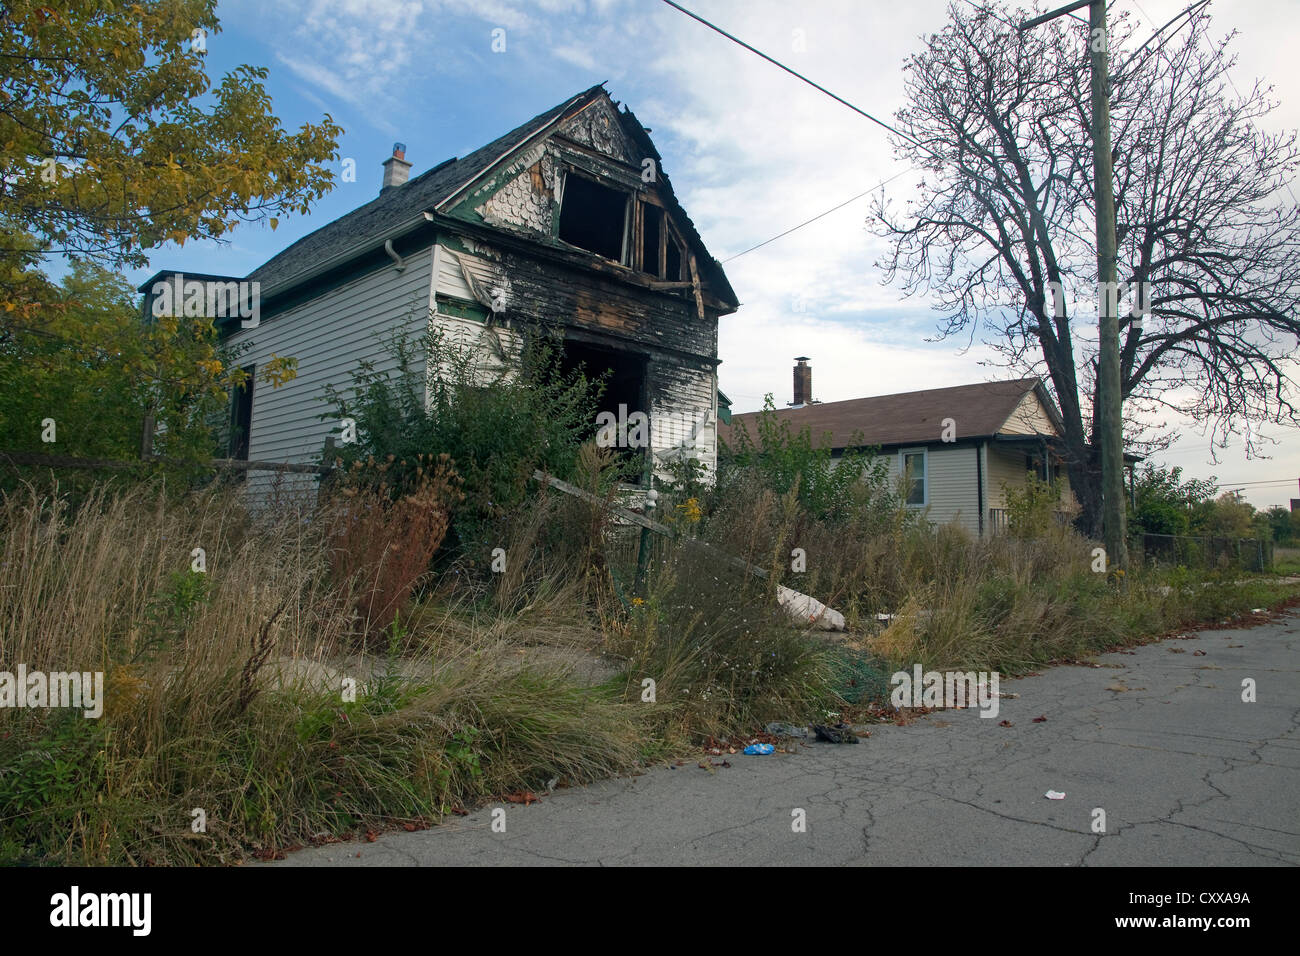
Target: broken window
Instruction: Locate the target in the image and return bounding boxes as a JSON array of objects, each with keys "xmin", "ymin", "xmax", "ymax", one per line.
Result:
[
  {"xmin": 640, "ymin": 204, "xmax": 662, "ymax": 276},
  {"xmin": 228, "ymin": 366, "xmax": 255, "ymax": 474},
  {"xmin": 664, "ymin": 230, "xmax": 682, "ymax": 281},
  {"xmin": 558, "ymin": 172, "xmax": 628, "ymax": 262}
]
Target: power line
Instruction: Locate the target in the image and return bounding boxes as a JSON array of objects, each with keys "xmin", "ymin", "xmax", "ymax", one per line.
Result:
[
  {"xmin": 721, "ymin": 168, "xmax": 914, "ymax": 264},
  {"xmin": 1210, "ymin": 478, "xmax": 1298, "ymax": 487},
  {"xmin": 1113, "ymin": 0, "xmax": 1210, "ymax": 79},
  {"xmin": 658, "ymin": 0, "xmax": 920, "ymax": 149},
  {"xmin": 658, "ymin": 1, "xmax": 927, "ymax": 262}
]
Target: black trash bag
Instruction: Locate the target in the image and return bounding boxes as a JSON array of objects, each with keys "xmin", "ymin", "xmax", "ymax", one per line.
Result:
[{"xmin": 812, "ymin": 723, "xmax": 859, "ymax": 744}]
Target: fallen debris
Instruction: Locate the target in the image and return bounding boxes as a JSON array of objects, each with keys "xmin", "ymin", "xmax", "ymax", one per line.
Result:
[
  {"xmin": 1044, "ymin": 790, "xmax": 1066, "ymax": 800},
  {"xmin": 743, "ymin": 743, "xmax": 775, "ymax": 755},
  {"xmin": 812, "ymin": 723, "xmax": 859, "ymax": 744},
  {"xmin": 777, "ymin": 585, "xmax": 846, "ymax": 631}
]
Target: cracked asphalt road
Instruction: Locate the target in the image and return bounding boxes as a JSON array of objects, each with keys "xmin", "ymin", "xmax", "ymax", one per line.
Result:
[{"xmin": 270, "ymin": 609, "xmax": 1300, "ymax": 866}]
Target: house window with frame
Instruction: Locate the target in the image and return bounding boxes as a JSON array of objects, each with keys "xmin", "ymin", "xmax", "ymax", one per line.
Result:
[
  {"xmin": 557, "ymin": 171, "xmax": 629, "ymax": 262},
  {"xmin": 901, "ymin": 448, "xmax": 927, "ymax": 507}
]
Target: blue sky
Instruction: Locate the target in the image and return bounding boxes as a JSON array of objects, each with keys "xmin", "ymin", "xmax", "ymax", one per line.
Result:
[{"xmin": 140, "ymin": 0, "xmax": 1300, "ymax": 509}]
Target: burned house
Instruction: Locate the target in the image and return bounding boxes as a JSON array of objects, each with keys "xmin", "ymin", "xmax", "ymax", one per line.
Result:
[{"xmin": 140, "ymin": 85, "xmax": 738, "ymax": 494}]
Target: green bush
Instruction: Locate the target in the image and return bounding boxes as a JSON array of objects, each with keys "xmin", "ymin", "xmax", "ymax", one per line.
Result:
[
  {"xmin": 322, "ymin": 322, "xmax": 606, "ymax": 555},
  {"xmin": 1002, "ymin": 472, "xmax": 1065, "ymax": 538},
  {"xmin": 719, "ymin": 393, "xmax": 895, "ymax": 523}
]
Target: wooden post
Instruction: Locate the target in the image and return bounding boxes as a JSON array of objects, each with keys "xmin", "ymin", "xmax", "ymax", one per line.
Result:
[
  {"xmin": 1090, "ymin": 0, "xmax": 1129, "ymax": 571},
  {"xmin": 140, "ymin": 411, "xmax": 155, "ymax": 460},
  {"xmin": 1020, "ymin": 0, "xmax": 1128, "ymax": 569},
  {"xmin": 633, "ymin": 453, "xmax": 655, "ymax": 598}
]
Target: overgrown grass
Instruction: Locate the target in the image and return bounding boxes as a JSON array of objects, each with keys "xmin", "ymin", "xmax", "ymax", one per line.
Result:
[
  {"xmin": 0, "ymin": 482, "xmax": 641, "ymax": 865},
  {"xmin": 1, "ymin": 472, "xmax": 1295, "ymax": 865},
  {"xmin": 1273, "ymin": 546, "xmax": 1300, "ymax": 575}
]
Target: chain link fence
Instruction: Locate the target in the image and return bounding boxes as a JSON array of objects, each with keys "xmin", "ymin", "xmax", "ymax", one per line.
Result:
[{"xmin": 1139, "ymin": 533, "xmax": 1273, "ymax": 572}]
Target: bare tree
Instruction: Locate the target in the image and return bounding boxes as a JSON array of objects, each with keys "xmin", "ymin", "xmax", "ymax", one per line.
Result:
[{"xmin": 875, "ymin": 1, "xmax": 1300, "ymax": 534}]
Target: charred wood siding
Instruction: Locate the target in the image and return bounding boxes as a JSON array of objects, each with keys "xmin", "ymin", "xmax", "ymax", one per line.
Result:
[
  {"xmin": 491, "ymin": 245, "xmax": 716, "ymax": 360},
  {"xmin": 433, "ymin": 231, "xmax": 720, "ymax": 476}
]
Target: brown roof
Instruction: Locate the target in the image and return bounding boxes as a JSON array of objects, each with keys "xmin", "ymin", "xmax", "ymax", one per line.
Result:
[{"xmin": 719, "ymin": 378, "xmax": 1058, "ymax": 451}]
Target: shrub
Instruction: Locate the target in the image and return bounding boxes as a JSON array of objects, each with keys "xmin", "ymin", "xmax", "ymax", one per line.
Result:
[
  {"xmin": 1002, "ymin": 472, "xmax": 1068, "ymax": 539},
  {"xmin": 719, "ymin": 393, "xmax": 894, "ymax": 523},
  {"xmin": 323, "ymin": 454, "xmax": 462, "ymax": 640},
  {"xmin": 321, "ymin": 321, "xmax": 605, "ymax": 557}
]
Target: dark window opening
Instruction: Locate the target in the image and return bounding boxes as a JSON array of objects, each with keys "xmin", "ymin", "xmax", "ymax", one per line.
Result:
[
  {"xmin": 558, "ymin": 173, "xmax": 627, "ymax": 261},
  {"xmin": 640, "ymin": 204, "xmax": 662, "ymax": 276},
  {"xmin": 229, "ymin": 366, "xmax": 254, "ymax": 465},
  {"xmin": 665, "ymin": 232, "xmax": 682, "ymax": 282},
  {"xmin": 560, "ymin": 339, "xmax": 649, "ymax": 475}
]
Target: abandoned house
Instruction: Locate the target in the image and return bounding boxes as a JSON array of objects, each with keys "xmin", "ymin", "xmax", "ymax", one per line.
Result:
[
  {"xmin": 720, "ymin": 361, "xmax": 1091, "ymax": 536},
  {"xmin": 138, "ymin": 84, "xmax": 739, "ymax": 495}
]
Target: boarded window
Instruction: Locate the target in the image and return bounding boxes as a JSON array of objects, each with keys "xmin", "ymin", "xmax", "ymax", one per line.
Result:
[{"xmin": 558, "ymin": 173, "xmax": 627, "ymax": 261}]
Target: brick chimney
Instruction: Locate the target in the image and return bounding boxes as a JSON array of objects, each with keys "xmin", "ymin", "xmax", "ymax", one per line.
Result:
[
  {"xmin": 381, "ymin": 142, "xmax": 411, "ymax": 193},
  {"xmin": 791, "ymin": 356, "xmax": 812, "ymax": 407}
]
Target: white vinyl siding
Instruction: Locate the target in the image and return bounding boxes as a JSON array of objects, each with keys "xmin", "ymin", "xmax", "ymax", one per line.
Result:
[{"xmin": 222, "ymin": 247, "xmax": 435, "ymax": 498}]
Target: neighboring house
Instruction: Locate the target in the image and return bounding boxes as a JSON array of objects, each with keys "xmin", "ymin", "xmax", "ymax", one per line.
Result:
[
  {"xmin": 720, "ymin": 359, "xmax": 1090, "ymax": 537},
  {"xmin": 138, "ymin": 85, "xmax": 738, "ymax": 496}
]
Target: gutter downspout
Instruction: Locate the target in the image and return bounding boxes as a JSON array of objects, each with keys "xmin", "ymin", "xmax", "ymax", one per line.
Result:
[
  {"xmin": 977, "ymin": 440, "xmax": 985, "ymax": 538},
  {"xmin": 384, "ymin": 239, "xmax": 406, "ymax": 272}
]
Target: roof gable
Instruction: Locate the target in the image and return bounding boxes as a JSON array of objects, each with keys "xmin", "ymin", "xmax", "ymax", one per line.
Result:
[
  {"xmin": 246, "ymin": 86, "xmax": 604, "ymax": 293},
  {"xmin": 243, "ymin": 86, "xmax": 736, "ymax": 309}
]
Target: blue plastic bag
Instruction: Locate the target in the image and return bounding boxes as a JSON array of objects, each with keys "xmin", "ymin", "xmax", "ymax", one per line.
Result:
[{"xmin": 743, "ymin": 743, "xmax": 774, "ymax": 755}]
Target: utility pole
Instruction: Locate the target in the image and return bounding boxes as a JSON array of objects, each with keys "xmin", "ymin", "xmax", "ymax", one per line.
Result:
[{"xmin": 1021, "ymin": 0, "xmax": 1129, "ymax": 570}]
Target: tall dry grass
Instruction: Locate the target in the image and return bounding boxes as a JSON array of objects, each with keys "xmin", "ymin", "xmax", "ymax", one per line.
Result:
[{"xmin": 0, "ymin": 481, "xmax": 641, "ymax": 865}]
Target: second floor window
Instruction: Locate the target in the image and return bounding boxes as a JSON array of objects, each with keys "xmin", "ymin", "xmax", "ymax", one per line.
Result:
[{"xmin": 558, "ymin": 172, "xmax": 628, "ymax": 262}]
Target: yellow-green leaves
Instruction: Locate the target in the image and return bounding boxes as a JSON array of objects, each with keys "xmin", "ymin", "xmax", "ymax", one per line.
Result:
[{"xmin": 0, "ymin": 0, "xmax": 341, "ymax": 326}]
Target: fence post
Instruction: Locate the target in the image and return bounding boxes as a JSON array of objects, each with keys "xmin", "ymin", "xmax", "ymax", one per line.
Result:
[
  {"xmin": 633, "ymin": 454, "xmax": 655, "ymax": 598},
  {"xmin": 139, "ymin": 411, "xmax": 155, "ymax": 460}
]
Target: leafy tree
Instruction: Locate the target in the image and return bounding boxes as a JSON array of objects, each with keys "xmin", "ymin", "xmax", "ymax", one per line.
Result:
[
  {"xmin": 1199, "ymin": 492, "xmax": 1256, "ymax": 539},
  {"xmin": 1262, "ymin": 505, "xmax": 1295, "ymax": 544},
  {"xmin": 876, "ymin": 3, "xmax": 1300, "ymax": 535},
  {"xmin": 0, "ymin": 262, "xmax": 296, "ymax": 483},
  {"xmin": 0, "ymin": 0, "xmax": 340, "ymax": 316},
  {"xmin": 1129, "ymin": 464, "xmax": 1217, "ymax": 536},
  {"xmin": 0, "ymin": 0, "xmax": 333, "ymax": 477}
]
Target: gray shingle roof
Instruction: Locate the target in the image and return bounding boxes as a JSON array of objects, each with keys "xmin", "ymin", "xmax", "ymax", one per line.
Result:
[{"xmin": 247, "ymin": 85, "xmax": 608, "ymax": 291}]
